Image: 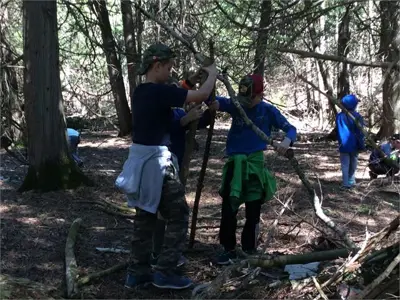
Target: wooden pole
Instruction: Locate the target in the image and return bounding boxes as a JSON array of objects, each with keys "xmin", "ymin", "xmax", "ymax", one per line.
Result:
[{"xmin": 188, "ymin": 40, "xmax": 216, "ymax": 248}]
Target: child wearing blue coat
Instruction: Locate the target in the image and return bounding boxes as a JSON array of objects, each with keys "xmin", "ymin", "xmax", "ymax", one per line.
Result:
[
  {"xmin": 335, "ymin": 94, "xmax": 365, "ymax": 189},
  {"xmin": 212, "ymin": 74, "xmax": 297, "ymax": 264}
]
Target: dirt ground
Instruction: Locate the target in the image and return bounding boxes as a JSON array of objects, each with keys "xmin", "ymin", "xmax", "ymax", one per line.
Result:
[{"xmin": 1, "ymin": 123, "xmax": 399, "ymax": 299}]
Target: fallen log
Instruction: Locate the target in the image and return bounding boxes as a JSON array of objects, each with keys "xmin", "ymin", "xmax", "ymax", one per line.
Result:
[
  {"xmin": 248, "ymin": 248, "xmax": 353, "ymax": 268},
  {"xmin": 65, "ymin": 218, "xmax": 82, "ymax": 298}
]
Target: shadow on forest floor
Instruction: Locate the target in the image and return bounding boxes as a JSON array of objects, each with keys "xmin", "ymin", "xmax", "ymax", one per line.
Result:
[{"xmin": 1, "ymin": 126, "xmax": 398, "ymax": 299}]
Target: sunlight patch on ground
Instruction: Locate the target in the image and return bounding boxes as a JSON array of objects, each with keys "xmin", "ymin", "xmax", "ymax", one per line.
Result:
[
  {"xmin": 16, "ymin": 217, "xmax": 40, "ymax": 225},
  {"xmin": 0, "ymin": 205, "xmax": 10, "ymax": 213},
  {"xmin": 81, "ymin": 137, "xmax": 128, "ymax": 148}
]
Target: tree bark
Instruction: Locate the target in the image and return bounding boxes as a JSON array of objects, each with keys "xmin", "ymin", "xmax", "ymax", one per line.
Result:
[
  {"xmin": 90, "ymin": 0, "xmax": 132, "ymax": 137},
  {"xmin": 337, "ymin": 5, "xmax": 352, "ymax": 100},
  {"xmin": 378, "ymin": 1, "xmax": 400, "ymax": 137},
  {"xmin": 304, "ymin": 0, "xmax": 337, "ymax": 129},
  {"xmin": 253, "ymin": 0, "xmax": 272, "ymax": 76},
  {"xmin": 20, "ymin": 0, "xmax": 90, "ymax": 192},
  {"xmin": 120, "ymin": 0, "xmax": 138, "ymax": 98}
]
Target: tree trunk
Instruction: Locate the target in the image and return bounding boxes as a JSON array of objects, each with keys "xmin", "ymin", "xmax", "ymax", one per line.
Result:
[
  {"xmin": 136, "ymin": 0, "xmax": 144, "ymax": 85},
  {"xmin": 20, "ymin": 0, "xmax": 91, "ymax": 192},
  {"xmin": 253, "ymin": 0, "xmax": 272, "ymax": 76},
  {"xmin": 120, "ymin": 0, "xmax": 138, "ymax": 98},
  {"xmin": 90, "ymin": 0, "xmax": 132, "ymax": 137},
  {"xmin": 337, "ymin": 5, "xmax": 352, "ymax": 100},
  {"xmin": 304, "ymin": 0, "xmax": 337, "ymax": 129},
  {"xmin": 378, "ymin": 1, "xmax": 400, "ymax": 137}
]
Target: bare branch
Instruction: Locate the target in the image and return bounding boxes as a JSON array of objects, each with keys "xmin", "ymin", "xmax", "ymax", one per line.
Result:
[{"xmin": 278, "ymin": 48, "xmax": 395, "ymax": 69}]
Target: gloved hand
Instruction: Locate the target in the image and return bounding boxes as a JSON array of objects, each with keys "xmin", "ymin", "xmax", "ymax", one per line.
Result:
[{"xmin": 275, "ymin": 137, "xmax": 291, "ymax": 156}]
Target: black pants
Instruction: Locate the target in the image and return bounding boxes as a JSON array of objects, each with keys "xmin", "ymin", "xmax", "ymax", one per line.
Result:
[
  {"xmin": 369, "ymin": 162, "xmax": 400, "ymax": 176},
  {"xmin": 219, "ymin": 162, "xmax": 262, "ymax": 252}
]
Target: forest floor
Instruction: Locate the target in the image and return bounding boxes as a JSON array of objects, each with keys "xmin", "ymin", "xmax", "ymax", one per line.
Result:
[{"xmin": 1, "ymin": 123, "xmax": 399, "ymax": 299}]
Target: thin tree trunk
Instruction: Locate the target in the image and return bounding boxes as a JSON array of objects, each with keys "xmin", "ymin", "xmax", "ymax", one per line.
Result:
[
  {"xmin": 136, "ymin": 0, "xmax": 143, "ymax": 84},
  {"xmin": 378, "ymin": 1, "xmax": 400, "ymax": 137},
  {"xmin": 253, "ymin": 0, "xmax": 272, "ymax": 76},
  {"xmin": 120, "ymin": 0, "xmax": 138, "ymax": 99},
  {"xmin": 305, "ymin": 0, "xmax": 336, "ymax": 129},
  {"xmin": 20, "ymin": 0, "xmax": 90, "ymax": 192},
  {"xmin": 337, "ymin": 5, "xmax": 352, "ymax": 100},
  {"xmin": 90, "ymin": 0, "xmax": 131, "ymax": 137}
]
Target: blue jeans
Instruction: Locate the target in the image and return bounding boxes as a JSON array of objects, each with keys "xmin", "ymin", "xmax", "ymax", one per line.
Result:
[
  {"xmin": 340, "ymin": 152, "xmax": 358, "ymax": 187},
  {"xmin": 68, "ymin": 135, "xmax": 83, "ymax": 166}
]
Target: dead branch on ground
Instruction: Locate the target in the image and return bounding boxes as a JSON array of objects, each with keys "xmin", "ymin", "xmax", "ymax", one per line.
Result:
[
  {"xmin": 65, "ymin": 218, "xmax": 82, "ymax": 298},
  {"xmin": 77, "ymin": 262, "xmax": 129, "ymax": 287},
  {"xmin": 78, "ymin": 199, "xmax": 135, "ymax": 219},
  {"xmin": 354, "ymin": 252, "xmax": 400, "ymax": 299}
]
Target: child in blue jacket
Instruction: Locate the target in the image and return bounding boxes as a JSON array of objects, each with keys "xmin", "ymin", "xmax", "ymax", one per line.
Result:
[
  {"xmin": 212, "ymin": 74, "xmax": 297, "ymax": 265},
  {"xmin": 335, "ymin": 94, "xmax": 365, "ymax": 189}
]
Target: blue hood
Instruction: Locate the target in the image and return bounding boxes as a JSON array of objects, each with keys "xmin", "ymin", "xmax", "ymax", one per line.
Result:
[{"xmin": 341, "ymin": 94, "xmax": 359, "ymax": 111}]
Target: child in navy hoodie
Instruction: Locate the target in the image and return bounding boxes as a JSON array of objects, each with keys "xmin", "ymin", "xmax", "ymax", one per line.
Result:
[
  {"xmin": 336, "ymin": 94, "xmax": 365, "ymax": 189},
  {"xmin": 212, "ymin": 74, "xmax": 297, "ymax": 265}
]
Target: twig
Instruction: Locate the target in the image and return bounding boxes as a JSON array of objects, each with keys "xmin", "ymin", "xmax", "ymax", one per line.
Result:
[
  {"xmin": 78, "ymin": 200, "xmax": 135, "ymax": 219},
  {"xmin": 65, "ymin": 218, "xmax": 82, "ymax": 298},
  {"xmin": 88, "ymin": 226, "xmax": 132, "ymax": 231},
  {"xmin": 312, "ymin": 191, "xmax": 356, "ymax": 249},
  {"xmin": 354, "ymin": 253, "xmax": 400, "ymax": 299},
  {"xmin": 261, "ymin": 196, "xmax": 293, "ymax": 253},
  {"xmin": 77, "ymin": 262, "xmax": 129, "ymax": 287},
  {"xmin": 95, "ymin": 247, "xmax": 130, "ymax": 254},
  {"xmin": 312, "ymin": 276, "xmax": 328, "ymax": 300}
]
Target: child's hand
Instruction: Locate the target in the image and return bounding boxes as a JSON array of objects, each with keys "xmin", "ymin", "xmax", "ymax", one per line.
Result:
[
  {"xmin": 202, "ymin": 62, "xmax": 217, "ymax": 76},
  {"xmin": 185, "ymin": 106, "xmax": 203, "ymax": 123}
]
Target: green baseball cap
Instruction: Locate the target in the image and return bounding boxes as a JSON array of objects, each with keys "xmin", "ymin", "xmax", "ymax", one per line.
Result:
[{"xmin": 138, "ymin": 43, "xmax": 176, "ymax": 75}]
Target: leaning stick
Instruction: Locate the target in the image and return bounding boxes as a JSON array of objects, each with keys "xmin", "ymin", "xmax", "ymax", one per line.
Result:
[
  {"xmin": 136, "ymin": 4, "xmax": 356, "ymax": 249},
  {"xmin": 297, "ymin": 75, "xmax": 399, "ymax": 170},
  {"xmin": 188, "ymin": 40, "xmax": 216, "ymax": 248}
]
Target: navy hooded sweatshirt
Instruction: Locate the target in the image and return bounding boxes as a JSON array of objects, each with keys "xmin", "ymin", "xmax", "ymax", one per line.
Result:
[{"xmin": 335, "ymin": 94, "xmax": 365, "ymax": 153}]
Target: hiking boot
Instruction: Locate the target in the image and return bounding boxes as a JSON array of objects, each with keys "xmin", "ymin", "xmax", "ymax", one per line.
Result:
[
  {"xmin": 152, "ymin": 271, "xmax": 193, "ymax": 289},
  {"xmin": 150, "ymin": 253, "xmax": 187, "ymax": 268},
  {"xmin": 216, "ymin": 250, "xmax": 237, "ymax": 265},
  {"xmin": 124, "ymin": 272, "xmax": 153, "ymax": 289}
]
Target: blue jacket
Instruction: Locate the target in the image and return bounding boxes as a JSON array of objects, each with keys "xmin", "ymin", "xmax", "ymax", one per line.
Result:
[
  {"xmin": 170, "ymin": 108, "xmax": 211, "ymax": 168},
  {"xmin": 336, "ymin": 95, "xmax": 365, "ymax": 153},
  {"xmin": 216, "ymin": 97, "xmax": 297, "ymax": 156}
]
